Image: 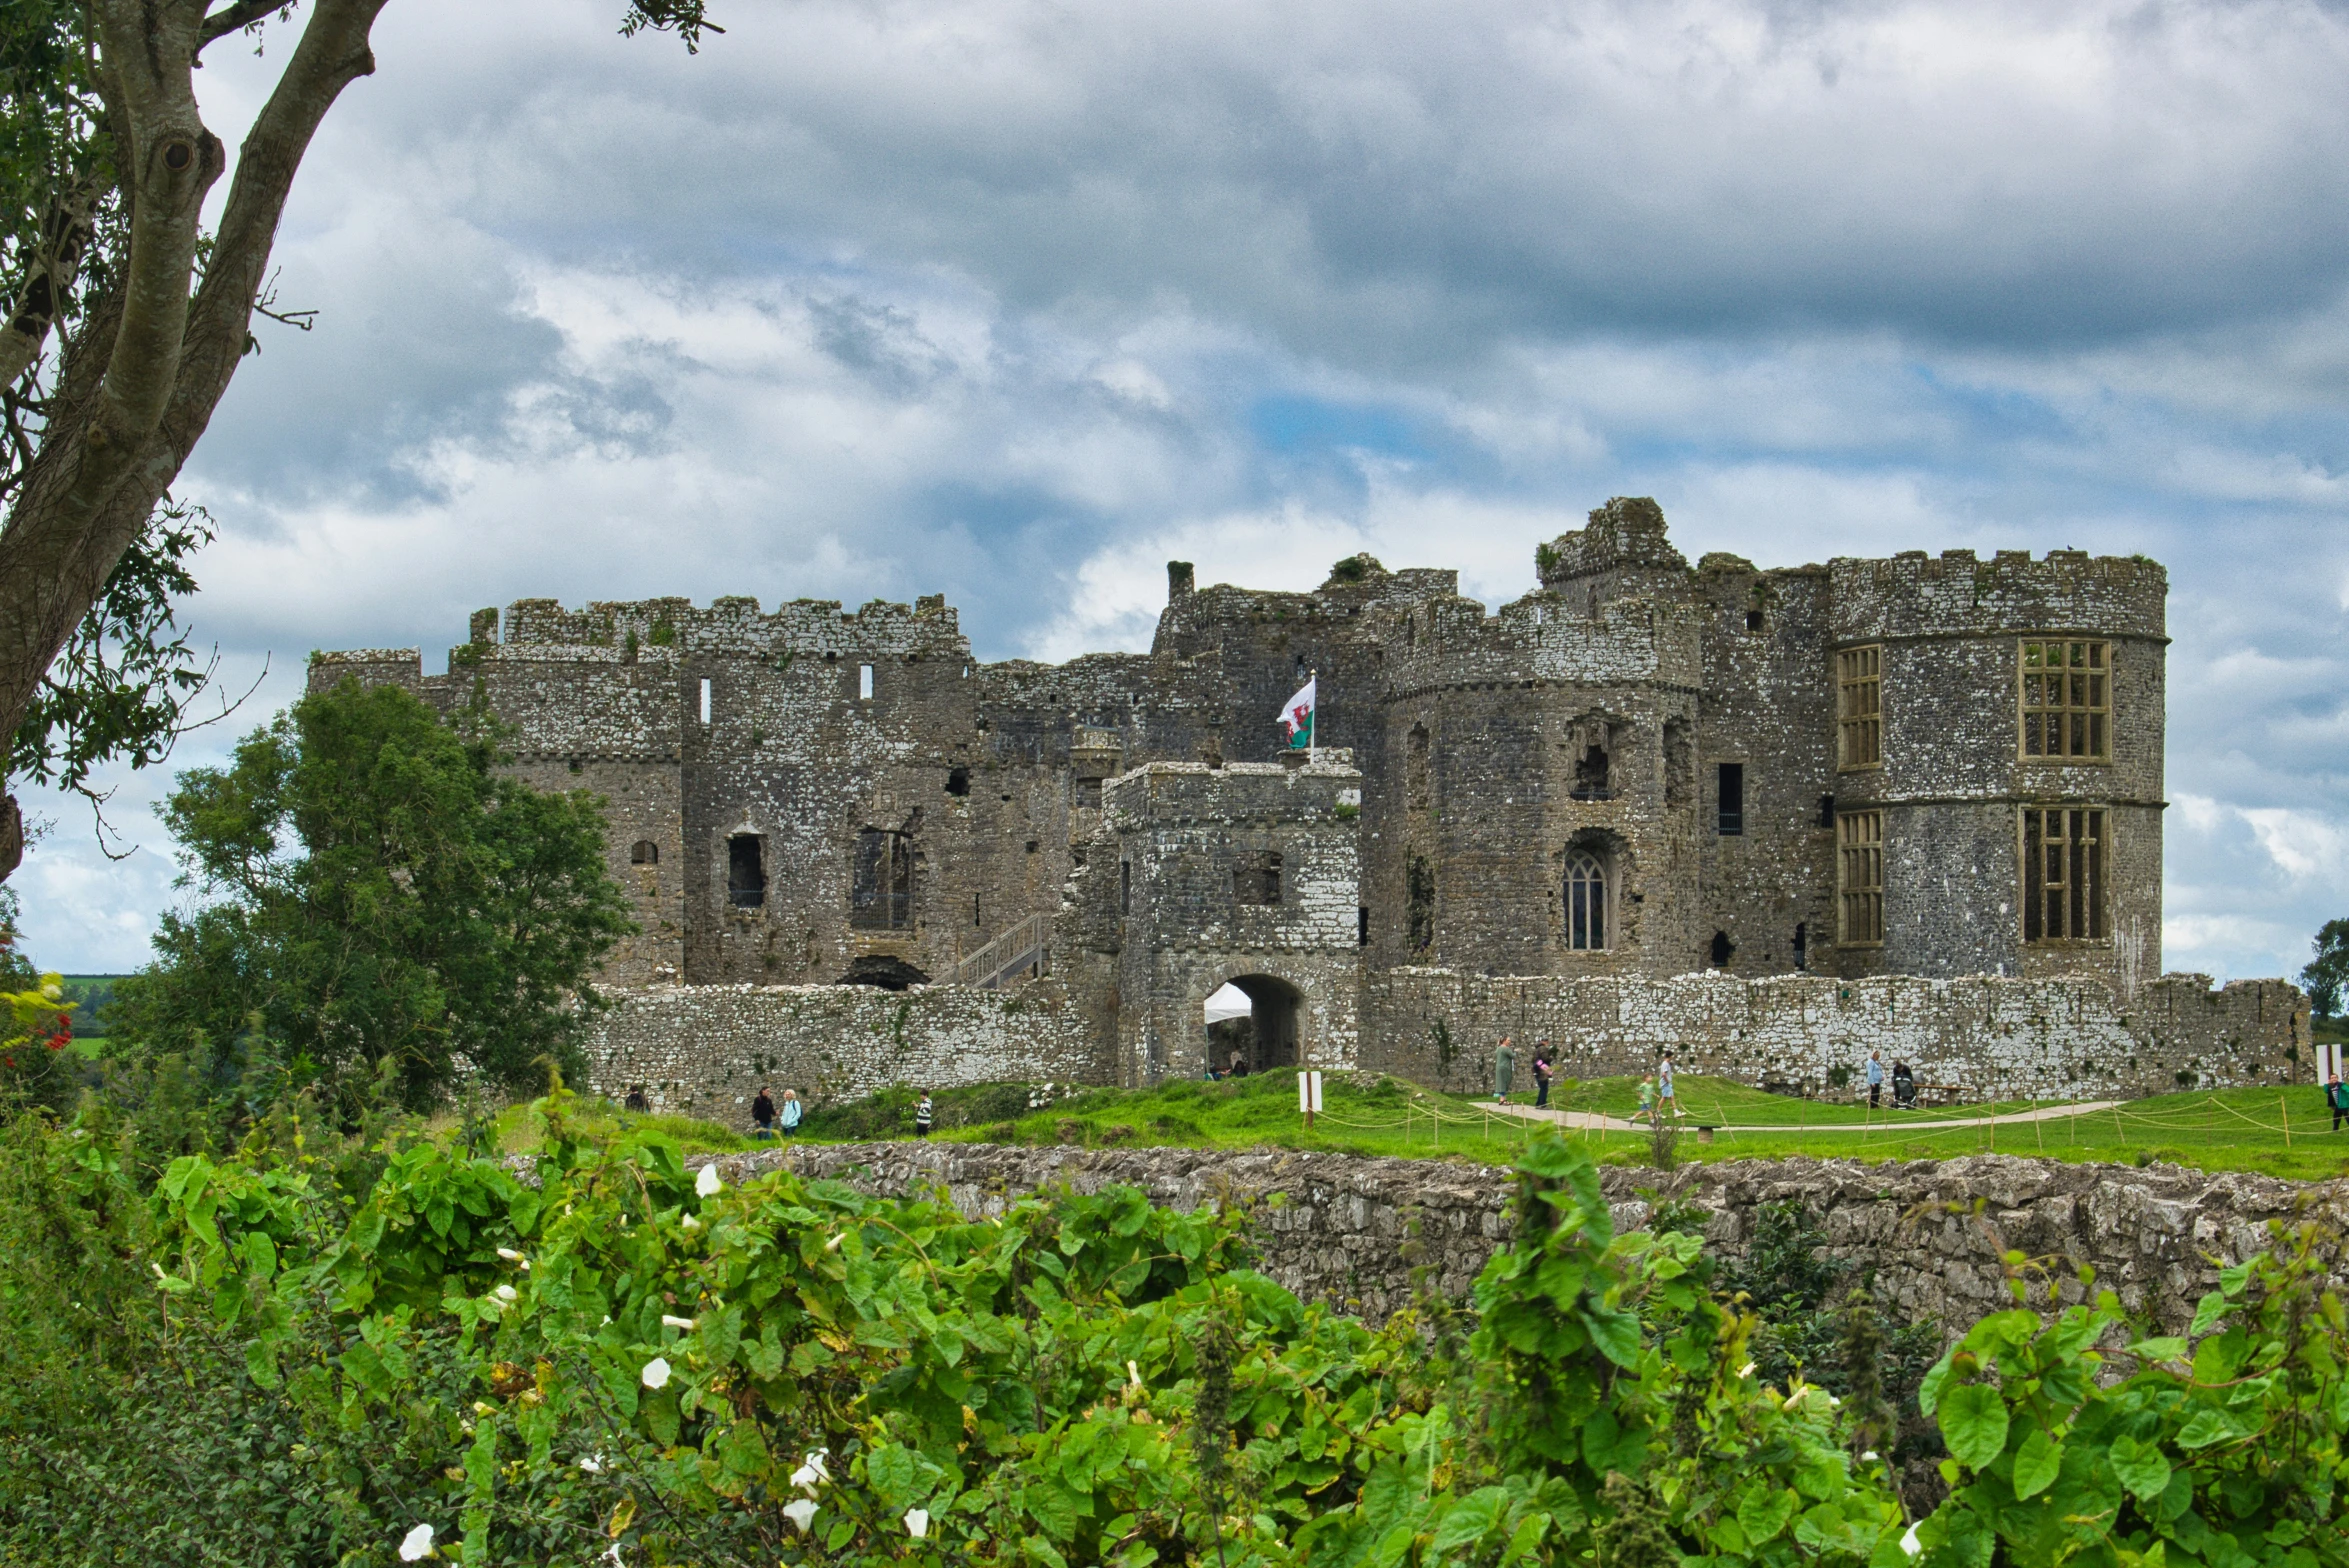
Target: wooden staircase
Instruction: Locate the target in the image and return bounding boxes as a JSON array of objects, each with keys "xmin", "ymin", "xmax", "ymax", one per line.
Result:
[{"xmin": 952, "ymin": 913, "xmax": 1049, "ymax": 990}]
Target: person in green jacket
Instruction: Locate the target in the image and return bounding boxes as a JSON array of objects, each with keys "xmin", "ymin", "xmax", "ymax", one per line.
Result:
[
  {"xmin": 1493, "ymin": 1038, "xmax": 1516, "ymax": 1103},
  {"xmin": 2328, "ymin": 1072, "xmax": 2347, "ymax": 1133}
]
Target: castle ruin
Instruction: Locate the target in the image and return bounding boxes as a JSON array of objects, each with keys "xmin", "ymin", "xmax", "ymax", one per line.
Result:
[{"xmin": 311, "ymin": 499, "xmax": 2308, "ymax": 1112}]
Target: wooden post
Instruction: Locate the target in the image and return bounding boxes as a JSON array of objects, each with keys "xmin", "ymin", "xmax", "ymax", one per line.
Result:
[{"xmin": 2280, "ymin": 1094, "xmax": 2290, "ymax": 1151}]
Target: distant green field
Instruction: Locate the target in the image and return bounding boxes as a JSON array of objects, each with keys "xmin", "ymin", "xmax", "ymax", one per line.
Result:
[{"xmin": 511, "ymin": 1071, "xmax": 2349, "ymax": 1184}]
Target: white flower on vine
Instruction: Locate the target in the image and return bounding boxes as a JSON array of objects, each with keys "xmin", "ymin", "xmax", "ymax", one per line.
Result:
[
  {"xmin": 1900, "ymin": 1522, "xmax": 1921, "ymax": 1558},
  {"xmin": 579, "ymin": 1454, "xmax": 604, "ymax": 1473},
  {"xmin": 494, "ymin": 1284, "xmax": 518, "ymax": 1303},
  {"xmin": 1738, "ymin": 1362, "xmax": 1756, "ymax": 1379},
  {"xmin": 496, "ymin": 1247, "xmax": 524, "ymax": 1262},
  {"xmin": 661, "ymin": 1314, "xmax": 696, "ymax": 1331},
  {"xmin": 680, "ymin": 1213, "xmax": 700, "ymax": 1231},
  {"xmin": 641, "ymin": 1356, "xmax": 672, "ymax": 1390},
  {"xmin": 1862, "ymin": 1450, "xmax": 1880, "ymax": 1462},
  {"xmin": 825, "ymin": 1231, "xmax": 845, "ymax": 1252},
  {"xmin": 790, "ymin": 1450, "xmax": 830, "ymax": 1491},
  {"xmin": 397, "ymin": 1523, "xmax": 436, "ymax": 1561},
  {"xmin": 782, "ymin": 1499, "xmax": 816, "ymax": 1534},
  {"xmin": 602, "ymin": 1543, "xmax": 625, "ymax": 1567},
  {"xmin": 696, "ymin": 1164, "xmax": 723, "ymax": 1198},
  {"xmin": 1127, "ymin": 1360, "xmax": 1141, "ymax": 1387},
  {"xmin": 904, "ymin": 1508, "xmax": 930, "ymax": 1539}
]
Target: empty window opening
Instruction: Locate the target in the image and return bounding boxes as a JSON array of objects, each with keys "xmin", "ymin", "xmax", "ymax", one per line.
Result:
[
  {"xmin": 1234, "ymin": 850, "xmax": 1283, "ymax": 906},
  {"xmin": 1837, "ymin": 645, "xmax": 1882, "ymax": 770},
  {"xmin": 1716, "ymin": 762, "xmax": 1745, "ymax": 835},
  {"xmin": 858, "ymin": 663, "xmax": 875, "ymax": 701},
  {"xmin": 1792, "ymin": 921, "xmax": 1809, "ymax": 970},
  {"xmin": 1407, "ymin": 856, "xmax": 1435, "ymax": 951},
  {"xmin": 1709, "ymin": 930, "xmax": 1735, "ymax": 968},
  {"xmin": 1358, "ymin": 905, "xmax": 1370, "ymax": 947},
  {"xmin": 727, "ymin": 834, "xmax": 766, "ymax": 908},
  {"xmin": 945, "ymin": 767, "xmax": 970, "ymax": 797},
  {"xmin": 1572, "ymin": 744, "xmax": 1611, "ymax": 800},
  {"xmin": 1565, "ymin": 850, "xmax": 1608, "ymax": 951},
  {"xmin": 2020, "ymin": 640, "xmax": 2109, "ymax": 760},
  {"xmin": 1120, "ymin": 861, "xmax": 1132, "ymax": 915},
  {"xmin": 1406, "ymin": 724, "xmax": 1432, "ymax": 811},
  {"xmin": 1024, "ymin": 839, "xmax": 1039, "ymax": 854},
  {"xmin": 1746, "ymin": 609, "xmax": 1766, "ymax": 633},
  {"xmin": 1838, "ymin": 810, "xmax": 1884, "ymax": 945},
  {"xmin": 1076, "ymin": 777, "xmax": 1103, "ymax": 809},
  {"xmin": 699, "ymin": 678, "xmax": 713, "ymax": 726},
  {"xmin": 630, "ymin": 840, "xmax": 659, "ymax": 865},
  {"xmin": 2023, "ymin": 805, "xmax": 2106, "ymax": 943},
  {"xmin": 1818, "ymin": 794, "xmax": 1837, "ymax": 829},
  {"xmin": 837, "ymin": 954, "xmax": 928, "ymax": 990},
  {"xmin": 849, "ymin": 828, "xmax": 912, "ymax": 930},
  {"xmin": 973, "ymin": 893, "xmax": 982, "ymax": 928}
]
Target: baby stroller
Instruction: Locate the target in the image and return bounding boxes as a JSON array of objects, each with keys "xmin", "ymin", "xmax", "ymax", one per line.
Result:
[{"xmin": 1890, "ymin": 1061, "xmax": 1917, "ymax": 1109}]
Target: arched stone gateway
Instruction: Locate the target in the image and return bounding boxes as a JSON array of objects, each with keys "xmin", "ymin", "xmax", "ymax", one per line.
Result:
[{"xmin": 1203, "ymin": 974, "xmax": 1304, "ymax": 1076}]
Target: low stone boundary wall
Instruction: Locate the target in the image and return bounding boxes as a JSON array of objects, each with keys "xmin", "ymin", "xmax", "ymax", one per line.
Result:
[
  {"xmin": 688, "ymin": 1143, "xmax": 2348, "ymax": 1336},
  {"xmin": 1361, "ymin": 970, "xmax": 2308, "ymax": 1103},
  {"xmin": 583, "ymin": 984, "xmax": 1105, "ymax": 1123}
]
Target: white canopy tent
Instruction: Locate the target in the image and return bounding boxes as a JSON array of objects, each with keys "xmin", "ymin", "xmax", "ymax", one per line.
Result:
[{"xmin": 1203, "ymin": 982, "xmax": 1254, "ymax": 1024}]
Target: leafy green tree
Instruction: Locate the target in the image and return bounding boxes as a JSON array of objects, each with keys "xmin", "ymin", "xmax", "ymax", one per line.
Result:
[
  {"xmin": 112, "ymin": 679, "xmax": 634, "ymax": 1110},
  {"xmin": 2303, "ymin": 917, "xmax": 2349, "ymax": 1018}
]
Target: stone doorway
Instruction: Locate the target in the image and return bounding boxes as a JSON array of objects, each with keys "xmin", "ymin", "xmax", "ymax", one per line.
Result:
[{"xmin": 1204, "ymin": 974, "xmax": 1302, "ymax": 1076}]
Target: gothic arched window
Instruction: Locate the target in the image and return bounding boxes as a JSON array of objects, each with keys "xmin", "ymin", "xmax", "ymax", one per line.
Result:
[{"xmin": 1565, "ymin": 850, "xmax": 1608, "ymax": 951}]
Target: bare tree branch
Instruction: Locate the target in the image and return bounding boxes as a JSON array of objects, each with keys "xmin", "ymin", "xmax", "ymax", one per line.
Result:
[{"xmin": 200, "ymin": 2, "xmax": 295, "ymax": 49}]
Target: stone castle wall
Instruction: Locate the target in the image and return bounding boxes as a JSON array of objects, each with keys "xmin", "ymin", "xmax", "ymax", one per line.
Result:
[
  {"xmin": 582, "ymin": 981, "xmax": 1106, "ymax": 1118},
  {"xmin": 1360, "ymin": 968, "xmax": 2307, "ymax": 1103},
  {"xmin": 687, "ymin": 1141, "xmax": 2349, "ymax": 1338}
]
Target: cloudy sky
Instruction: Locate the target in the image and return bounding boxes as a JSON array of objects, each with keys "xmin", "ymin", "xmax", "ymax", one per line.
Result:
[{"xmin": 13, "ymin": 0, "xmax": 2349, "ymax": 983}]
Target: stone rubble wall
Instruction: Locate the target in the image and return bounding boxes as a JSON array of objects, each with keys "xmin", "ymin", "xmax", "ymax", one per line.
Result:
[
  {"xmin": 584, "ymin": 983, "xmax": 1106, "ymax": 1119},
  {"xmin": 688, "ymin": 1142, "xmax": 2348, "ymax": 1338},
  {"xmin": 1362, "ymin": 968, "xmax": 2307, "ymax": 1103}
]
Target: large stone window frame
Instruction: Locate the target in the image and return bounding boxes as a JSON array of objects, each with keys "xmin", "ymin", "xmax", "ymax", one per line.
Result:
[
  {"xmin": 1836, "ymin": 645, "xmax": 1882, "ymax": 771},
  {"xmin": 849, "ymin": 827, "xmax": 913, "ymax": 930},
  {"xmin": 1836, "ymin": 809, "xmax": 1883, "ymax": 946},
  {"xmin": 2021, "ymin": 804, "xmax": 2107, "ymax": 944},
  {"xmin": 1564, "ymin": 848, "xmax": 1610, "ymax": 951},
  {"xmin": 2019, "ymin": 639, "xmax": 2110, "ymax": 762},
  {"xmin": 1233, "ymin": 850, "xmax": 1283, "ymax": 907}
]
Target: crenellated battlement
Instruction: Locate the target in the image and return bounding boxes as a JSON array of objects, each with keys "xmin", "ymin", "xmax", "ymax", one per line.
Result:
[
  {"xmin": 1829, "ymin": 547, "xmax": 2167, "ymax": 642},
  {"xmin": 488, "ymin": 593, "xmax": 968, "ymax": 660},
  {"xmin": 1374, "ymin": 589, "xmax": 1704, "ymax": 696}
]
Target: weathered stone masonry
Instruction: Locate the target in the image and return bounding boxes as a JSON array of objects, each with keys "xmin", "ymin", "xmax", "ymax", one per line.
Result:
[
  {"xmin": 691, "ymin": 1143, "xmax": 2349, "ymax": 1339},
  {"xmin": 312, "ymin": 496, "xmax": 2309, "ymax": 1108}
]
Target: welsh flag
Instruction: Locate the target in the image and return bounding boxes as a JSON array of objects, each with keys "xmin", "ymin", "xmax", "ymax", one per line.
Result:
[{"xmin": 1278, "ymin": 677, "xmax": 1316, "ymax": 750}]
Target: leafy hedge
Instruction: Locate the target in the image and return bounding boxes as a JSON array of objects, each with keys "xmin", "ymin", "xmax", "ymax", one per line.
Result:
[{"xmin": 2, "ymin": 1090, "xmax": 2343, "ymax": 1567}]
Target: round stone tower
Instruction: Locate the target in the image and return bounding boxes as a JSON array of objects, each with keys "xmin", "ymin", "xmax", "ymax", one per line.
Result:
[{"xmin": 1826, "ymin": 548, "xmax": 2166, "ymax": 991}]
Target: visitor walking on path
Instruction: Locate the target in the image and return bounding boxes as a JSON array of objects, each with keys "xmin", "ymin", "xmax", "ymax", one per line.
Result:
[
  {"xmin": 1637, "ymin": 1075, "xmax": 1658, "ymax": 1126},
  {"xmin": 914, "ymin": 1091, "xmax": 935, "ymax": 1138},
  {"xmin": 1656, "ymin": 1054, "xmax": 1677, "ymax": 1118},
  {"xmin": 1532, "ymin": 1043, "xmax": 1553, "ymax": 1109},
  {"xmin": 779, "ymin": 1089, "xmax": 803, "ymax": 1137},
  {"xmin": 2328, "ymin": 1072, "xmax": 2348, "ymax": 1132},
  {"xmin": 1865, "ymin": 1051, "xmax": 1885, "ymax": 1110},
  {"xmin": 751, "ymin": 1086, "xmax": 776, "ymax": 1140},
  {"xmin": 1494, "ymin": 1038, "xmax": 1517, "ymax": 1103}
]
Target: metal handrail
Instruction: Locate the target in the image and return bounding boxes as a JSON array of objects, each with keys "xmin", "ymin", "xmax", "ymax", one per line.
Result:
[{"xmin": 952, "ymin": 912, "xmax": 1049, "ymax": 989}]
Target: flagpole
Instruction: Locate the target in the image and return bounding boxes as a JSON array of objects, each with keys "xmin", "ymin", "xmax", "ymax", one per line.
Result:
[{"xmin": 1309, "ymin": 669, "xmax": 1318, "ymax": 765}]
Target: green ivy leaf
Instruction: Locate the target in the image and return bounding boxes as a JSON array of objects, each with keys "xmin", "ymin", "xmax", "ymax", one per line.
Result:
[
  {"xmin": 1736, "ymin": 1486, "xmax": 1800, "ymax": 1544},
  {"xmin": 1428, "ymin": 1487, "xmax": 1506, "ymax": 1553},
  {"xmin": 2012, "ymin": 1428, "xmax": 2062, "ymax": 1499},
  {"xmin": 2107, "ymin": 1435, "xmax": 2172, "ymax": 1502},
  {"xmin": 1937, "ymin": 1384, "xmax": 2010, "ymax": 1470}
]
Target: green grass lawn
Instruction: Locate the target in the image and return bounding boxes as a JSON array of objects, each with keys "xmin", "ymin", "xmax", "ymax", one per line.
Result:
[{"xmin": 473, "ymin": 1072, "xmax": 2349, "ymax": 1185}]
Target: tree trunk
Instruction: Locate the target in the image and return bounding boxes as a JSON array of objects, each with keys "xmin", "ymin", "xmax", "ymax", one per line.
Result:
[{"xmin": 0, "ymin": 0, "xmax": 389, "ymax": 883}]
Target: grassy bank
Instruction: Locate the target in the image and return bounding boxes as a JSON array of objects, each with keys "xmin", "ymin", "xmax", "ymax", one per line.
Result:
[{"xmin": 494, "ymin": 1071, "xmax": 2349, "ymax": 1183}]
